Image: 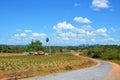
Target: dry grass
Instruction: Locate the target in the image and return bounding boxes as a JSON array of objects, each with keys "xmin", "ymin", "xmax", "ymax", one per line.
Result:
[
  {"xmin": 109, "ymin": 60, "xmax": 120, "ymax": 65},
  {"xmin": 0, "ymin": 53, "xmax": 97, "ymax": 80},
  {"xmin": 0, "ymin": 53, "xmax": 24, "ymax": 56}
]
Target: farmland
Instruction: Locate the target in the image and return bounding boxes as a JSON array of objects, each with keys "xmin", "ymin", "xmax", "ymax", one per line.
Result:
[{"xmin": 0, "ymin": 53, "xmax": 97, "ymax": 80}]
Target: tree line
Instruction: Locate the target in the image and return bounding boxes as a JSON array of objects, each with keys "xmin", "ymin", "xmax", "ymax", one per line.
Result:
[
  {"xmin": 0, "ymin": 40, "xmax": 63, "ymax": 53},
  {"xmin": 84, "ymin": 45, "xmax": 120, "ymax": 60}
]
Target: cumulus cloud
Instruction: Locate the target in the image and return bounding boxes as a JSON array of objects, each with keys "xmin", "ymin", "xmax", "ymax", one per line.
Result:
[
  {"xmin": 32, "ymin": 33, "xmax": 46, "ymax": 37},
  {"xmin": 11, "ymin": 29, "xmax": 47, "ymax": 45},
  {"xmin": 91, "ymin": 0, "xmax": 110, "ymax": 10},
  {"xmin": 14, "ymin": 34, "xmax": 19, "ymax": 37},
  {"xmin": 107, "ymin": 38, "xmax": 116, "ymax": 42},
  {"xmin": 32, "ymin": 33, "xmax": 40, "ymax": 37},
  {"xmin": 53, "ymin": 21, "xmax": 109, "ymax": 45},
  {"xmin": 62, "ymin": 37, "xmax": 70, "ymax": 41},
  {"xmin": 14, "ymin": 33, "xmax": 27, "ymax": 37},
  {"xmin": 81, "ymin": 25, "xmax": 93, "ymax": 31},
  {"xmin": 59, "ymin": 32, "xmax": 76, "ymax": 38},
  {"xmin": 74, "ymin": 17, "xmax": 92, "ymax": 23},
  {"xmin": 91, "ymin": 39, "xmax": 96, "ymax": 42},
  {"xmin": 95, "ymin": 28, "xmax": 107, "ymax": 37},
  {"xmin": 20, "ymin": 33, "xmax": 27, "ymax": 37},
  {"xmin": 53, "ymin": 21, "xmax": 74, "ymax": 32}
]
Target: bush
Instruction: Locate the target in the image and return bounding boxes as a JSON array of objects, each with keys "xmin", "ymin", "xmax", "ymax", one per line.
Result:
[{"xmin": 91, "ymin": 52, "xmax": 101, "ymax": 58}]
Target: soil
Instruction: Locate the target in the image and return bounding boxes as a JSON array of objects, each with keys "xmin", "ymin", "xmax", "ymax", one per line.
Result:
[{"xmin": 105, "ymin": 62, "xmax": 120, "ymax": 80}]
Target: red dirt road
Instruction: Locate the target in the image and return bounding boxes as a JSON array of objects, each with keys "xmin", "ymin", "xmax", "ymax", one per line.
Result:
[{"xmin": 105, "ymin": 62, "xmax": 120, "ymax": 80}]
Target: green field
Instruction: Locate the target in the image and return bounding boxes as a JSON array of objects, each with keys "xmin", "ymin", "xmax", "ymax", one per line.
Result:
[{"xmin": 0, "ymin": 53, "xmax": 96, "ymax": 80}]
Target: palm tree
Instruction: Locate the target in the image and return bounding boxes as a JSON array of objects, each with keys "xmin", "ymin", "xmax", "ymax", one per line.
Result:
[
  {"xmin": 46, "ymin": 37, "xmax": 49, "ymax": 43},
  {"xmin": 46, "ymin": 37, "xmax": 51, "ymax": 54}
]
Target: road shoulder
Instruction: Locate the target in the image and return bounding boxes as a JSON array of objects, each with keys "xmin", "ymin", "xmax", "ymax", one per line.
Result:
[{"xmin": 105, "ymin": 62, "xmax": 120, "ymax": 80}]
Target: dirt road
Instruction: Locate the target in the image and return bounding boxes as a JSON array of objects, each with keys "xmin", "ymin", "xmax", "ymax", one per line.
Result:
[{"xmin": 27, "ymin": 60, "xmax": 114, "ymax": 80}]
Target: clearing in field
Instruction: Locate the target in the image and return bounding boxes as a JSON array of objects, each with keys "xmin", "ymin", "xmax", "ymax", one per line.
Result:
[{"xmin": 0, "ymin": 53, "xmax": 97, "ymax": 80}]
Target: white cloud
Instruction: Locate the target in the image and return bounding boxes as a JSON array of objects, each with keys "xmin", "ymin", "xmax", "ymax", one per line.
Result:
[
  {"xmin": 20, "ymin": 33, "xmax": 27, "ymax": 37},
  {"xmin": 52, "ymin": 21, "xmax": 109, "ymax": 45},
  {"xmin": 53, "ymin": 21, "xmax": 108, "ymax": 39},
  {"xmin": 59, "ymin": 32, "xmax": 76, "ymax": 38},
  {"xmin": 81, "ymin": 25, "xmax": 93, "ymax": 30},
  {"xmin": 24, "ymin": 30, "xmax": 32, "ymax": 33},
  {"xmin": 95, "ymin": 28, "xmax": 107, "ymax": 37},
  {"xmin": 39, "ymin": 33, "xmax": 47, "ymax": 37},
  {"xmin": 74, "ymin": 17, "xmax": 92, "ymax": 23},
  {"xmin": 53, "ymin": 21, "xmax": 74, "ymax": 32},
  {"xmin": 11, "ymin": 29, "xmax": 47, "ymax": 45},
  {"xmin": 32, "ymin": 33, "xmax": 46, "ymax": 37},
  {"xmin": 14, "ymin": 34, "xmax": 19, "ymax": 37},
  {"xmin": 91, "ymin": 0, "xmax": 110, "ymax": 10},
  {"xmin": 32, "ymin": 33, "xmax": 40, "ymax": 37},
  {"xmin": 107, "ymin": 38, "xmax": 116, "ymax": 42},
  {"xmin": 74, "ymin": 3, "xmax": 80, "ymax": 7},
  {"xmin": 73, "ymin": 28, "xmax": 86, "ymax": 34},
  {"xmin": 14, "ymin": 33, "xmax": 27, "ymax": 37},
  {"xmin": 62, "ymin": 37, "xmax": 70, "ymax": 41},
  {"xmin": 91, "ymin": 39, "xmax": 96, "ymax": 42}
]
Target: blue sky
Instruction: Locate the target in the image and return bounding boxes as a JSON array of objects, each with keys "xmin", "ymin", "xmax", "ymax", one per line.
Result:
[{"xmin": 0, "ymin": 0, "xmax": 120, "ymax": 46}]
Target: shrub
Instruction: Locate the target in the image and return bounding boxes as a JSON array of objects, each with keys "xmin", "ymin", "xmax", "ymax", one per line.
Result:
[{"xmin": 91, "ymin": 52, "xmax": 101, "ymax": 58}]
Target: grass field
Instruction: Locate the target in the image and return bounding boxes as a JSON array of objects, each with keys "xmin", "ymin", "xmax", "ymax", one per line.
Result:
[{"xmin": 0, "ymin": 53, "xmax": 97, "ymax": 80}]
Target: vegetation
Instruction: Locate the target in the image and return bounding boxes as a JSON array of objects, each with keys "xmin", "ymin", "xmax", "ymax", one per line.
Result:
[
  {"xmin": 0, "ymin": 40, "xmax": 63, "ymax": 54},
  {"xmin": 0, "ymin": 40, "xmax": 44, "ymax": 53},
  {"xmin": 1, "ymin": 42, "xmax": 120, "ymax": 79},
  {"xmin": 26, "ymin": 40, "xmax": 43, "ymax": 52},
  {"xmin": 45, "ymin": 37, "xmax": 51, "ymax": 54},
  {"xmin": 82, "ymin": 45, "xmax": 120, "ymax": 60},
  {"xmin": 0, "ymin": 53, "xmax": 96, "ymax": 79},
  {"xmin": 109, "ymin": 60, "xmax": 120, "ymax": 65},
  {"xmin": 0, "ymin": 45, "xmax": 26, "ymax": 53}
]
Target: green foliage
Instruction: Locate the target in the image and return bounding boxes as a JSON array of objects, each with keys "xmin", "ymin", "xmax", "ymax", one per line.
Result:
[
  {"xmin": 60, "ymin": 49, "xmax": 63, "ymax": 52},
  {"xmin": 0, "ymin": 45, "xmax": 26, "ymax": 53},
  {"xmin": 26, "ymin": 40, "xmax": 43, "ymax": 52},
  {"xmin": 46, "ymin": 46, "xmax": 63, "ymax": 53},
  {"xmin": 46, "ymin": 37, "xmax": 49, "ymax": 43},
  {"xmin": 66, "ymin": 46, "xmax": 82, "ymax": 51},
  {"xmin": 91, "ymin": 52, "xmax": 101, "ymax": 58},
  {"xmin": 0, "ymin": 40, "xmax": 43, "ymax": 53},
  {"xmin": 85, "ymin": 45, "xmax": 120, "ymax": 60},
  {"xmin": 86, "ymin": 50, "xmax": 101, "ymax": 58}
]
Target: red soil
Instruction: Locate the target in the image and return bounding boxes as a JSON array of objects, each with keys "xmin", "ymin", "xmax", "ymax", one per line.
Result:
[{"xmin": 105, "ymin": 62, "xmax": 120, "ymax": 80}]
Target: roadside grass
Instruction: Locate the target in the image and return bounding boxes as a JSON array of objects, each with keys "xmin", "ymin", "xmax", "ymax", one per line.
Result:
[
  {"xmin": 0, "ymin": 53, "xmax": 97, "ymax": 80},
  {"xmin": 106, "ymin": 60, "xmax": 120, "ymax": 65}
]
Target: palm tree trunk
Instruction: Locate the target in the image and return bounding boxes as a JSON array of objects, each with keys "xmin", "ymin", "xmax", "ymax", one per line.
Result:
[{"xmin": 49, "ymin": 42, "xmax": 51, "ymax": 55}]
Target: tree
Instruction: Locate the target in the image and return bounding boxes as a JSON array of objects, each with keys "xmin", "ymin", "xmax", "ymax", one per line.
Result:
[
  {"xmin": 27, "ymin": 40, "xmax": 43, "ymax": 52},
  {"xmin": 46, "ymin": 37, "xmax": 49, "ymax": 43},
  {"xmin": 46, "ymin": 37, "xmax": 51, "ymax": 54}
]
